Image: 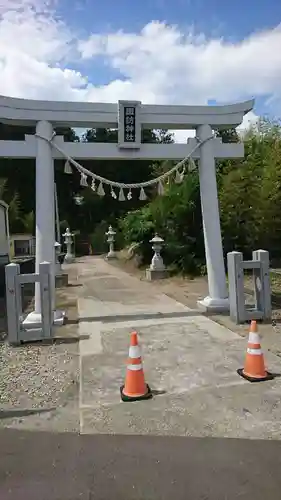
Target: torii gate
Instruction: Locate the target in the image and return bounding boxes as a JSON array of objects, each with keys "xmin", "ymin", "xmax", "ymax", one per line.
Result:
[{"xmin": 0, "ymin": 95, "xmax": 254, "ymax": 326}]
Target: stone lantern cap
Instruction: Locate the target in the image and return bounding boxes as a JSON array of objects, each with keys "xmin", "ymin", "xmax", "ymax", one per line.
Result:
[
  {"xmin": 106, "ymin": 225, "xmax": 116, "ymax": 236},
  {"xmin": 150, "ymin": 234, "xmax": 164, "ymax": 245}
]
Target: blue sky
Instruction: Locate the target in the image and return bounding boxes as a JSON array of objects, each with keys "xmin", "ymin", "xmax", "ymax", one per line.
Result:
[
  {"xmin": 1, "ymin": 0, "xmax": 281, "ymax": 134},
  {"xmin": 62, "ymin": 0, "xmax": 280, "ymax": 40},
  {"xmin": 62, "ymin": 0, "xmax": 281, "ymax": 121}
]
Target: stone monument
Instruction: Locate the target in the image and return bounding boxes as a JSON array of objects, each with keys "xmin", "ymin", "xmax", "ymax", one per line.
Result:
[
  {"xmin": 63, "ymin": 228, "xmax": 75, "ymax": 264},
  {"xmin": 146, "ymin": 234, "xmax": 168, "ymax": 281},
  {"xmin": 106, "ymin": 225, "xmax": 117, "ymax": 259}
]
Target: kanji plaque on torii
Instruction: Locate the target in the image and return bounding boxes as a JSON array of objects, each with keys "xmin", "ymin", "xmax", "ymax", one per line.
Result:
[
  {"xmin": 118, "ymin": 100, "xmax": 141, "ymax": 149},
  {"xmin": 124, "ymin": 106, "xmax": 136, "ymax": 142}
]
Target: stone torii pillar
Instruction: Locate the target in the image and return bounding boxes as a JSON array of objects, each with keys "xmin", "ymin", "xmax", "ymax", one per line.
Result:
[
  {"xmin": 197, "ymin": 124, "xmax": 229, "ymax": 311},
  {"xmin": 23, "ymin": 120, "xmax": 64, "ymax": 327}
]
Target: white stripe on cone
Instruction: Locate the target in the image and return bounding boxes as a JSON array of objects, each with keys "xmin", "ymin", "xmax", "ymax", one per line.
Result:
[
  {"xmin": 248, "ymin": 332, "xmax": 261, "ymax": 344},
  {"xmin": 127, "ymin": 363, "xmax": 143, "ymax": 371},
  {"xmin": 129, "ymin": 345, "xmax": 141, "ymax": 358},
  {"xmin": 247, "ymin": 348, "xmax": 263, "ymax": 355}
]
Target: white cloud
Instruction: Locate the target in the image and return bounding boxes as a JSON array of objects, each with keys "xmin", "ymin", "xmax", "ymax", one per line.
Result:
[
  {"xmin": 0, "ymin": 1, "xmax": 280, "ymax": 132},
  {"xmin": 172, "ymin": 111, "xmax": 259, "ymax": 143},
  {"xmin": 78, "ymin": 22, "xmax": 281, "ymax": 109},
  {"xmin": 0, "ymin": 0, "xmax": 87, "ymax": 100},
  {"xmin": 237, "ymin": 110, "xmax": 259, "ymax": 133}
]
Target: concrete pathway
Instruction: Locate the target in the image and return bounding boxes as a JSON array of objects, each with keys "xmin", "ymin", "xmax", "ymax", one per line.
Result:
[
  {"xmin": 1, "ymin": 256, "xmax": 281, "ymax": 499},
  {"xmin": 78, "ymin": 257, "xmax": 281, "ymax": 438}
]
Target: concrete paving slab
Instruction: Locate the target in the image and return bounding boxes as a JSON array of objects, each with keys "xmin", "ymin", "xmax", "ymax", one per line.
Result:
[
  {"xmin": 81, "ymin": 383, "xmax": 281, "ymax": 438},
  {"xmin": 77, "ymin": 257, "xmax": 281, "ymax": 438},
  {"xmin": 77, "ymin": 256, "xmax": 191, "ymax": 319}
]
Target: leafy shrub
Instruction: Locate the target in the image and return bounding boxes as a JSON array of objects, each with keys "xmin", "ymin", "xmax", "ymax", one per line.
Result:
[{"xmin": 119, "ymin": 172, "xmax": 205, "ymax": 274}]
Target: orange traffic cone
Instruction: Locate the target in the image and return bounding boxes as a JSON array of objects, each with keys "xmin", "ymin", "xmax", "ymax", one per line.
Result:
[
  {"xmin": 237, "ymin": 320, "xmax": 273, "ymax": 382},
  {"xmin": 120, "ymin": 331, "xmax": 152, "ymax": 402}
]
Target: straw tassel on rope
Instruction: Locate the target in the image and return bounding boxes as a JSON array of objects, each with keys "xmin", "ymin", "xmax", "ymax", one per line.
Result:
[
  {"xmin": 56, "ymin": 131, "xmax": 213, "ymax": 202},
  {"xmin": 118, "ymin": 188, "xmax": 126, "ymax": 201},
  {"xmin": 139, "ymin": 187, "xmax": 147, "ymax": 200},
  {"xmin": 174, "ymin": 169, "xmax": 183, "ymax": 184},
  {"xmin": 157, "ymin": 181, "xmax": 165, "ymax": 196},
  {"xmin": 64, "ymin": 160, "xmax": 72, "ymax": 174},
  {"xmin": 80, "ymin": 173, "xmax": 88, "ymax": 187},
  {"xmin": 97, "ymin": 182, "xmax": 105, "ymax": 196}
]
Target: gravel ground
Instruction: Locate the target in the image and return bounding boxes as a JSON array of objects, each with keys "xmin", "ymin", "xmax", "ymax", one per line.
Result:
[
  {"xmin": 0, "ymin": 341, "xmax": 79, "ymax": 410},
  {"xmin": 0, "ymin": 338, "xmax": 80, "ymax": 432},
  {"xmin": 0, "ymin": 263, "xmax": 80, "ymax": 432}
]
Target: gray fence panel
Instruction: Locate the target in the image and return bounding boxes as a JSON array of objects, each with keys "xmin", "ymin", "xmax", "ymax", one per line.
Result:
[
  {"xmin": 228, "ymin": 249, "xmax": 271, "ymax": 324},
  {"xmin": 39, "ymin": 261, "xmax": 52, "ymax": 339},
  {"xmin": 227, "ymin": 251, "xmax": 245, "ymax": 323},
  {"xmin": 253, "ymin": 249, "xmax": 271, "ymax": 321},
  {"xmin": 5, "ymin": 263, "xmax": 21, "ymax": 344}
]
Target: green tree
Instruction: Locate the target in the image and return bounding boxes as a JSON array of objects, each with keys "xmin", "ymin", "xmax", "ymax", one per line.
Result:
[
  {"xmin": 219, "ymin": 118, "xmax": 281, "ymax": 257},
  {"xmin": 0, "ymin": 178, "xmax": 22, "ymax": 232},
  {"xmin": 22, "ymin": 211, "xmax": 35, "ymax": 234},
  {"xmin": 120, "ymin": 170, "xmax": 204, "ymax": 274},
  {"xmin": 215, "ymin": 128, "xmax": 239, "ymax": 143}
]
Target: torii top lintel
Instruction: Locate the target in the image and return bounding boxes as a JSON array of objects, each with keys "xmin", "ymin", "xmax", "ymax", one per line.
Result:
[{"xmin": 0, "ymin": 95, "xmax": 254, "ymax": 129}]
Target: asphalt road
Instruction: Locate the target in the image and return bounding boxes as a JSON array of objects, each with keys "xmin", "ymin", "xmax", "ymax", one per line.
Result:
[{"xmin": 1, "ymin": 429, "xmax": 281, "ymax": 500}]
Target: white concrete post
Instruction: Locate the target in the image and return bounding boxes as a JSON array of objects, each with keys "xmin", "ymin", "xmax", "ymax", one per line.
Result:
[
  {"xmin": 197, "ymin": 124, "xmax": 229, "ymax": 311},
  {"xmin": 34, "ymin": 121, "xmax": 55, "ymax": 317},
  {"xmin": 23, "ymin": 121, "xmax": 64, "ymax": 327}
]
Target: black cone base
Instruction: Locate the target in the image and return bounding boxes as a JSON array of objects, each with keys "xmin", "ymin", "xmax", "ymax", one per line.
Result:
[
  {"xmin": 120, "ymin": 384, "xmax": 153, "ymax": 402},
  {"xmin": 237, "ymin": 368, "xmax": 274, "ymax": 383}
]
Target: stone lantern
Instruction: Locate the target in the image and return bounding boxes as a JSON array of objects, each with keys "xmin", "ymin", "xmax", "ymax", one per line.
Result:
[
  {"xmin": 146, "ymin": 233, "xmax": 168, "ymax": 281},
  {"xmin": 106, "ymin": 225, "xmax": 116, "ymax": 259},
  {"xmin": 63, "ymin": 227, "xmax": 74, "ymax": 264},
  {"xmin": 54, "ymin": 241, "xmax": 62, "ymax": 276}
]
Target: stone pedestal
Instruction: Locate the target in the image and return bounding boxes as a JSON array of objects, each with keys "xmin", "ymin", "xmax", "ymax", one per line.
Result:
[
  {"xmin": 146, "ymin": 234, "xmax": 168, "ymax": 282},
  {"xmin": 146, "ymin": 268, "xmax": 168, "ymax": 281},
  {"xmin": 106, "ymin": 249, "xmax": 116, "ymax": 260},
  {"xmin": 55, "ymin": 273, "xmax": 68, "ymax": 288},
  {"xmin": 197, "ymin": 296, "xmax": 230, "ymax": 313},
  {"xmin": 64, "ymin": 253, "xmax": 75, "ymax": 264}
]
